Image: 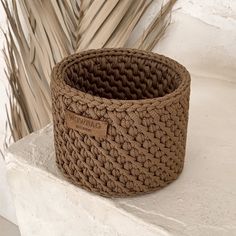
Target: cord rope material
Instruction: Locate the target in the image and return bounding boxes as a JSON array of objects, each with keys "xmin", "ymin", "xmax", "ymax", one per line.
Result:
[{"xmin": 51, "ymin": 48, "xmax": 191, "ymax": 197}]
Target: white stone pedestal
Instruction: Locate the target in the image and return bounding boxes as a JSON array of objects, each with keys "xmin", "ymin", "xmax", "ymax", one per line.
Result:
[{"xmin": 5, "ymin": 75, "xmax": 236, "ymax": 236}]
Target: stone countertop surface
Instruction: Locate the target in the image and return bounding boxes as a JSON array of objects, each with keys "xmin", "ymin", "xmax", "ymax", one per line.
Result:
[{"xmin": 5, "ymin": 75, "xmax": 236, "ymax": 236}]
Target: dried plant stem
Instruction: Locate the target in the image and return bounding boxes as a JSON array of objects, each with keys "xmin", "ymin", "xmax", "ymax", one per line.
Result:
[{"xmin": 1, "ymin": 0, "xmax": 177, "ymax": 144}]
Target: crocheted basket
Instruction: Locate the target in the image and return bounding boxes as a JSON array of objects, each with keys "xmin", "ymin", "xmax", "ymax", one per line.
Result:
[{"xmin": 51, "ymin": 48, "xmax": 191, "ymax": 197}]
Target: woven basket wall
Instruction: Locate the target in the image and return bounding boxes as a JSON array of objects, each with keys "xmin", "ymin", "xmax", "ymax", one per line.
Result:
[{"xmin": 51, "ymin": 48, "xmax": 191, "ymax": 197}]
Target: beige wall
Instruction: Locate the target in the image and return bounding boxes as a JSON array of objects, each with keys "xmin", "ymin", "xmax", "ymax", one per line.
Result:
[
  {"xmin": 0, "ymin": 3, "xmax": 17, "ymax": 224},
  {"xmin": 156, "ymin": 0, "xmax": 236, "ymax": 82}
]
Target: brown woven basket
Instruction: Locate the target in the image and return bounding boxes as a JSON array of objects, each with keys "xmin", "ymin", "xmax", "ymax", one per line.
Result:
[{"xmin": 51, "ymin": 48, "xmax": 191, "ymax": 197}]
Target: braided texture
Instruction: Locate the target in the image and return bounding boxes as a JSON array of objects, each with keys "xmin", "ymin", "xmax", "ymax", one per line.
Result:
[{"xmin": 51, "ymin": 48, "xmax": 191, "ymax": 197}]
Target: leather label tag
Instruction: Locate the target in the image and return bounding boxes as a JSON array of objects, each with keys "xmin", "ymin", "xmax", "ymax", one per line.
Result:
[{"xmin": 65, "ymin": 110, "xmax": 108, "ymax": 138}]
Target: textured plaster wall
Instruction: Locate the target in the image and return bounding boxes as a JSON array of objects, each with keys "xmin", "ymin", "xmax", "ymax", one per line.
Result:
[
  {"xmin": 0, "ymin": 3, "xmax": 18, "ymax": 224},
  {"xmin": 156, "ymin": 0, "xmax": 236, "ymax": 82}
]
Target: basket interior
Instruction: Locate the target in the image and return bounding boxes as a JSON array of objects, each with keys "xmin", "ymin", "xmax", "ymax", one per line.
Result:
[{"xmin": 64, "ymin": 54, "xmax": 181, "ymax": 100}]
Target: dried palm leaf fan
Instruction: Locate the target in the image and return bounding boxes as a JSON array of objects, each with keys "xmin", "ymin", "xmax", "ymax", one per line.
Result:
[{"xmin": 2, "ymin": 0, "xmax": 177, "ymax": 144}]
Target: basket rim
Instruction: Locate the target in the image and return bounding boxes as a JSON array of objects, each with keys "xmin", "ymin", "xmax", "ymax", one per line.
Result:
[{"xmin": 51, "ymin": 48, "xmax": 190, "ymax": 109}]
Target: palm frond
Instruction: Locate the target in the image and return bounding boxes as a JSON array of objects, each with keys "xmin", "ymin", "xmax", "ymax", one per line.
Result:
[{"xmin": 1, "ymin": 0, "xmax": 177, "ymax": 144}]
